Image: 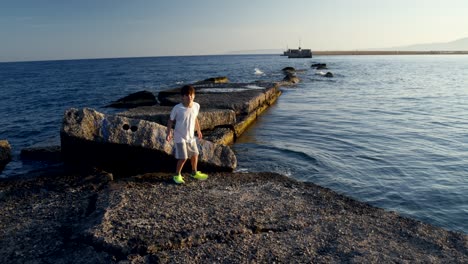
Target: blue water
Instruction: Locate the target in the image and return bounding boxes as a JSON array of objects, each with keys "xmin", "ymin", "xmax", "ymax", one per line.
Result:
[{"xmin": 1, "ymin": 55, "xmax": 467, "ymax": 234}]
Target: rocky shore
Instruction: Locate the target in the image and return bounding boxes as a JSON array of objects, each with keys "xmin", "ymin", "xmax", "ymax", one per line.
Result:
[
  {"xmin": 0, "ymin": 169, "xmax": 467, "ymax": 263},
  {"xmin": 1, "ymin": 68, "xmax": 467, "ymax": 263}
]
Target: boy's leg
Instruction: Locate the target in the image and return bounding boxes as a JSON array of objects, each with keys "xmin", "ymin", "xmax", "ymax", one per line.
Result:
[
  {"xmin": 173, "ymin": 159, "xmax": 187, "ymax": 184},
  {"xmin": 176, "ymin": 159, "xmax": 187, "ymax": 175},
  {"xmin": 173, "ymin": 142, "xmax": 188, "ymax": 184},
  {"xmin": 190, "ymin": 155, "xmax": 198, "ymax": 172},
  {"xmin": 190, "ymin": 154, "xmax": 208, "ymax": 180}
]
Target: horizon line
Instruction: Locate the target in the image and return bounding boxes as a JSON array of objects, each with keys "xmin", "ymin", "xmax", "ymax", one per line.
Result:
[{"xmin": 2, "ymin": 50, "xmax": 468, "ymax": 63}]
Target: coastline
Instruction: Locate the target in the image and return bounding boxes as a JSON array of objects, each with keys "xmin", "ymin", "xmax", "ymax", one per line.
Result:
[
  {"xmin": 0, "ymin": 169, "xmax": 466, "ymax": 263},
  {"xmin": 312, "ymin": 50, "xmax": 468, "ymax": 55},
  {"xmin": 1, "ymin": 63, "xmax": 467, "ymax": 262}
]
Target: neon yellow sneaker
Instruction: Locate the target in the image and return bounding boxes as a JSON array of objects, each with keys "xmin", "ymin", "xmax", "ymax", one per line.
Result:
[
  {"xmin": 173, "ymin": 174, "xmax": 185, "ymax": 184},
  {"xmin": 191, "ymin": 171, "xmax": 208, "ymax": 180}
]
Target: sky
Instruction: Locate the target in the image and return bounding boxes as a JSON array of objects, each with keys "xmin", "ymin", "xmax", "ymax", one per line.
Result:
[{"xmin": 1, "ymin": 0, "xmax": 467, "ymax": 62}]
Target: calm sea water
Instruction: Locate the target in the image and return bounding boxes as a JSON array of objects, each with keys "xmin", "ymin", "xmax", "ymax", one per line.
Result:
[{"xmin": 0, "ymin": 55, "xmax": 467, "ymax": 234}]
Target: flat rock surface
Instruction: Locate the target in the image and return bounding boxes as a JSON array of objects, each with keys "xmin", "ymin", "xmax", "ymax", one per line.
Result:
[
  {"xmin": 0, "ymin": 171, "xmax": 466, "ymax": 263},
  {"xmin": 118, "ymin": 106, "xmax": 236, "ymax": 131},
  {"xmin": 158, "ymin": 83, "xmax": 280, "ymax": 115}
]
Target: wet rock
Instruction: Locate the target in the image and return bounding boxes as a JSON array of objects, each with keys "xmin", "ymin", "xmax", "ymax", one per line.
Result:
[
  {"xmin": 325, "ymin": 72, "xmax": 334, "ymax": 78},
  {"xmin": 194, "ymin": 76, "xmax": 229, "ymax": 84},
  {"xmin": 311, "ymin": 63, "xmax": 327, "ymax": 69},
  {"xmin": 0, "ymin": 140, "xmax": 12, "ymax": 171},
  {"xmin": 282, "ymin": 73, "xmax": 300, "ymax": 84},
  {"xmin": 60, "ymin": 108, "xmax": 237, "ymax": 175},
  {"xmin": 106, "ymin": 90, "xmax": 157, "ymax": 109},
  {"xmin": 282, "ymin": 66, "xmax": 296, "ymax": 73}
]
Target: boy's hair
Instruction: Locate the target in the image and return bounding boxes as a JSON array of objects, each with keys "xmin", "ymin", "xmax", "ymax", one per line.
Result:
[{"xmin": 180, "ymin": 85, "xmax": 195, "ymax": 96}]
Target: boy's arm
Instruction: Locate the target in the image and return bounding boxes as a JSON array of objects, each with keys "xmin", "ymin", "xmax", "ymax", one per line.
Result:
[
  {"xmin": 166, "ymin": 119, "xmax": 174, "ymax": 141},
  {"xmin": 195, "ymin": 118, "xmax": 202, "ymax": 139}
]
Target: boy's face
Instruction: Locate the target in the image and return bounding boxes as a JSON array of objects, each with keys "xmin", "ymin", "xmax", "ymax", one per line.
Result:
[{"xmin": 182, "ymin": 92, "xmax": 195, "ymax": 106}]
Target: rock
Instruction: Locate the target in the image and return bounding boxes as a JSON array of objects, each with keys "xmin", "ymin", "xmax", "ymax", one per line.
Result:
[
  {"xmin": 282, "ymin": 66, "xmax": 296, "ymax": 73},
  {"xmin": 20, "ymin": 145, "xmax": 62, "ymax": 162},
  {"xmin": 203, "ymin": 127, "xmax": 235, "ymax": 145},
  {"xmin": 117, "ymin": 105, "xmax": 172, "ymax": 126},
  {"xmin": 311, "ymin": 63, "xmax": 327, "ymax": 69},
  {"xmin": 0, "ymin": 171, "xmax": 466, "ymax": 263},
  {"xmin": 0, "ymin": 140, "xmax": 12, "ymax": 171},
  {"xmin": 194, "ymin": 76, "xmax": 229, "ymax": 84},
  {"xmin": 60, "ymin": 108, "xmax": 237, "ymax": 175},
  {"xmin": 0, "ymin": 172, "xmax": 114, "ymax": 263},
  {"xmin": 106, "ymin": 90, "xmax": 157, "ymax": 108},
  {"xmin": 197, "ymin": 109, "xmax": 237, "ymax": 130},
  {"xmin": 118, "ymin": 106, "xmax": 236, "ymax": 130},
  {"xmin": 282, "ymin": 73, "xmax": 300, "ymax": 84}
]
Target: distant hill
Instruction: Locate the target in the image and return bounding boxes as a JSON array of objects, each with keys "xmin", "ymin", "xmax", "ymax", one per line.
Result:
[
  {"xmin": 226, "ymin": 37, "xmax": 468, "ymax": 55},
  {"xmin": 380, "ymin": 37, "xmax": 468, "ymax": 51}
]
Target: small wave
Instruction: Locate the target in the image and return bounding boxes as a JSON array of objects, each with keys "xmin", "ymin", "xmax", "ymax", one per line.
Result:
[
  {"xmin": 234, "ymin": 168, "xmax": 250, "ymax": 173},
  {"xmin": 356, "ymin": 155, "xmax": 386, "ymax": 163},
  {"xmin": 315, "ymin": 71, "xmax": 327, "ymax": 76},
  {"xmin": 262, "ymin": 144, "xmax": 321, "ymax": 168},
  {"xmin": 244, "ymin": 84, "xmax": 265, "ymax": 89},
  {"xmin": 254, "ymin": 68, "xmax": 264, "ymax": 75}
]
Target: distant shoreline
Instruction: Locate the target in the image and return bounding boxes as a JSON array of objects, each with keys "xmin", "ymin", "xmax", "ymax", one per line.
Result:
[{"xmin": 312, "ymin": 50, "xmax": 468, "ymax": 55}]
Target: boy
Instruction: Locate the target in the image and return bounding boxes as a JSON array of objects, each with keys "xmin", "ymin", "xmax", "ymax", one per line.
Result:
[{"xmin": 166, "ymin": 85, "xmax": 208, "ymax": 184}]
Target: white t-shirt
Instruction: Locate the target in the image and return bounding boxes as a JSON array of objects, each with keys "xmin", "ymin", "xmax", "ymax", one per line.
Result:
[{"xmin": 169, "ymin": 102, "xmax": 200, "ymax": 143}]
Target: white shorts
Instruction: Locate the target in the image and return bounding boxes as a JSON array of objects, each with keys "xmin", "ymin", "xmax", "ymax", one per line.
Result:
[{"xmin": 174, "ymin": 140, "xmax": 199, "ymax": 160}]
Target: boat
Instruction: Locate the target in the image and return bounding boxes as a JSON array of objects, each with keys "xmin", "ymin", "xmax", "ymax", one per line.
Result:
[{"xmin": 282, "ymin": 47, "xmax": 312, "ymax": 58}]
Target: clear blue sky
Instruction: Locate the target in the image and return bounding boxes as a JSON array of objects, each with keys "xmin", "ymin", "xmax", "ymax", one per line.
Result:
[{"xmin": 1, "ymin": 0, "xmax": 467, "ymax": 62}]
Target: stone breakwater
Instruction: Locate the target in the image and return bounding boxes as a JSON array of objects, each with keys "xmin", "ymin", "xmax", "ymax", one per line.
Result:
[
  {"xmin": 0, "ymin": 171, "xmax": 466, "ymax": 263},
  {"xmin": 59, "ymin": 81, "xmax": 283, "ymax": 175},
  {"xmin": 60, "ymin": 79, "xmax": 281, "ymax": 176},
  {"xmin": 0, "ymin": 69, "xmax": 300, "ymax": 173},
  {"xmin": 119, "ymin": 82, "xmax": 282, "ymax": 146}
]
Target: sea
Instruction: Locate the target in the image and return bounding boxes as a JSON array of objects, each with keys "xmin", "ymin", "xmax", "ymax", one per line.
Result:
[{"xmin": 0, "ymin": 54, "xmax": 467, "ymax": 234}]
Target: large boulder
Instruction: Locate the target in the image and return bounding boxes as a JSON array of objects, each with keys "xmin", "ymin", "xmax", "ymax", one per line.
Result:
[
  {"xmin": 118, "ymin": 106, "xmax": 236, "ymax": 130},
  {"xmin": 106, "ymin": 90, "xmax": 157, "ymax": 108},
  {"xmin": 0, "ymin": 140, "xmax": 12, "ymax": 171},
  {"xmin": 60, "ymin": 108, "xmax": 237, "ymax": 175}
]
